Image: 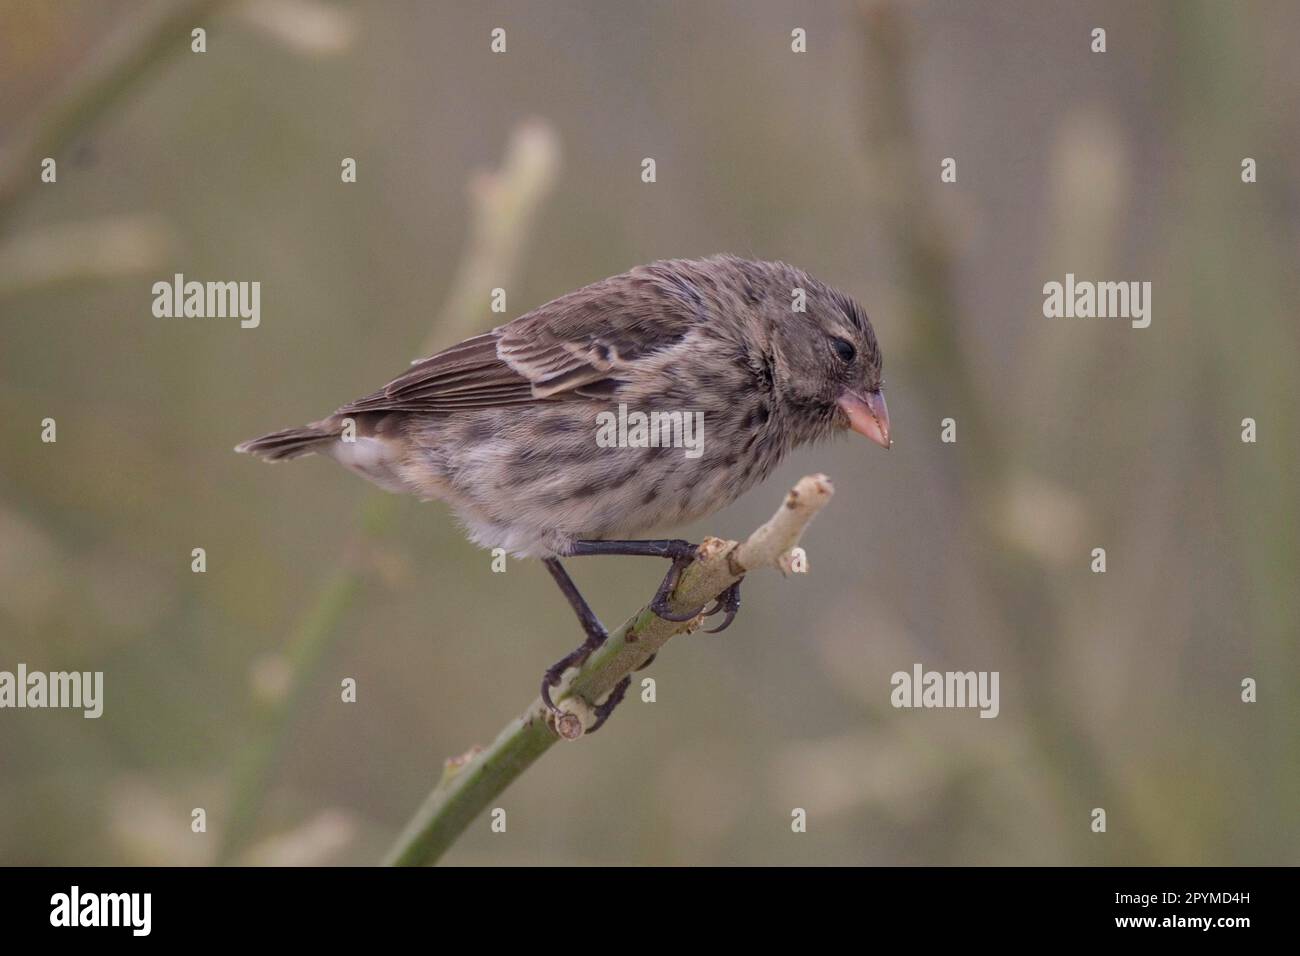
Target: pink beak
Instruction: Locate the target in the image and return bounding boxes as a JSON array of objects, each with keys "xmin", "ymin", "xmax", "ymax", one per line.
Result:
[{"xmin": 837, "ymin": 389, "xmax": 891, "ymax": 449}]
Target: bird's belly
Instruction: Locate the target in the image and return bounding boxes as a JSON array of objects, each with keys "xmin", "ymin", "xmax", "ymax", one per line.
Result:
[{"xmin": 397, "ymin": 404, "xmax": 779, "ymax": 556}]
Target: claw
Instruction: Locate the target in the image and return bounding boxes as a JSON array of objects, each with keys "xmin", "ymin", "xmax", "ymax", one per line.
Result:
[
  {"xmin": 649, "ymin": 553, "xmax": 707, "ymax": 622},
  {"xmin": 704, "ymin": 605, "xmax": 739, "ymax": 634},
  {"xmin": 540, "ymin": 667, "xmax": 567, "ymax": 715},
  {"xmin": 651, "ymin": 601, "xmax": 706, "ymax": 622},
  {"xmin": 703, "ymin": 578, "xmax": 743, "ymax": 634},
  {"xmin": 540, "ymin": 644, "xmax": 597, "ymax": 715},
  {"xmin": 586, "ymin": 675, "xmax": 631, "ymax": 734}
]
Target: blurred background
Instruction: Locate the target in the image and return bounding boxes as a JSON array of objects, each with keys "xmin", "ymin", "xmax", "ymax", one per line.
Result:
[{"xmin": 1, "ymin": 0, "xmax": 1297, "ymax": 866}]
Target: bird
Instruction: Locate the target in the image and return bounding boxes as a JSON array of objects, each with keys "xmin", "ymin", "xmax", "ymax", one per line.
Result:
[{"xmin": 237, "ymin": 254, "xmax": 890, "ymax": 730}]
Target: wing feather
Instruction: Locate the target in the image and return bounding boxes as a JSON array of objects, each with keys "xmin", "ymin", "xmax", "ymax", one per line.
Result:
[{"xmin": 336, "ymin": 261, "xmax": 708, "ymax": 416}]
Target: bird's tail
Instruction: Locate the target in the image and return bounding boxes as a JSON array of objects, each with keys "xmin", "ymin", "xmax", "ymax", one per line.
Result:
[{"xmin": 235, "ymin": 421, "xmax": 338, "ymax": 461}]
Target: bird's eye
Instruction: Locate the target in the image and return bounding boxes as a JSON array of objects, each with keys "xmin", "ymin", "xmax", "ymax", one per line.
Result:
[{"xmin": 831, "ymin": 337, "xmax": 856, "ymax": 363}]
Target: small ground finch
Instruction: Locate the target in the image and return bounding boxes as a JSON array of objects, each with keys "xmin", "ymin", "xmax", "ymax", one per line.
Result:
[{"xmin": 238, "ymin": 254, "xmax": 890, "ymax": 726}]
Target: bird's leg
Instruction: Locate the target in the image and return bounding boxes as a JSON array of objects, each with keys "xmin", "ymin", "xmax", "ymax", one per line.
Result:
[
  {"xmin": 567, "ymin": 538, "xmax": 746, "ymax": 626},
  {"xmin": 540, "ymin": 557, "xmax": 608, "ymax": 715},
  {"xmin": 545, "ymin": 539, "xmax": 743, "ymax": 730},
  {"xmin": 568, "ymin": 539, "xmax": 708, "ymax": 623},
  {"xmin": 540, "ymin": 558, "xmax": 651, "ymax": 732},
  {"xmin": 567, "ymin": 538, "xmax": 699, "ymax": 560}
]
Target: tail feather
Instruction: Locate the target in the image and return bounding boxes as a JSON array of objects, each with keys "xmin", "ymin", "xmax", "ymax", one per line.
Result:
[{"xmin": 235, "ymin": 423, "xmax": 337, "ymax": 461}]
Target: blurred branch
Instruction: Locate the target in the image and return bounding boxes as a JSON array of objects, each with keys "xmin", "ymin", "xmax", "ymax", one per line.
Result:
[
  {"xmin": 421, "ymin": 120, "xmax": 561, "ymax": 354},
  {"xmin": 384, "ymin": 475, "xmax": 835, "ymax": 867},
  {"xmin": 855, "ymin": 0, "xmax": 1153, "ymax": 861},
  {"xmin": 855, "ymin": 0, "xmax": 994, "ymax": 475},
  {"xmin": 0, "ymin": 0, "xmax": 231, "ymax": 230},
  {"xmin": 0, "ymin": 214, "xmax": 174, "ymax": 296},
  {"xmin": 233, "ymin": 0, "xmax": 358, "ymax": 55},
  {"xmin": 216, "ymin": 120, "xmax": 560, "ymax": 863},
  {"xmin": 216, "ymin": 563, "xmax": 368, "ymax": 861}
]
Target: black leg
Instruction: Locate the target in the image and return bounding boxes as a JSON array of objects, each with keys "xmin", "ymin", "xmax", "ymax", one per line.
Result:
[
  {"xmin": 541, "ymin": 540, "xmax": 742, "ymax": 734},
  {"xmin": 544, "ymin": 557, "xmax": 606, "ymax": 643},
  {"xmin": 567, "ymin": 538, "xmax": 698, "ymax": 559},
  {"xmin": 540, "ymin": 558, "xmax": 607, "ymax": 715},
  {"xmin": 569, "ymin": 539, "xmax": 707, "ymax": 623}
]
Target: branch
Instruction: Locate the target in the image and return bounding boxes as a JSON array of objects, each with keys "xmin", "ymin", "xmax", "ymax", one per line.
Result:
[{"xmin": 383, "ymin": 474, "xmax": 835, "ymax": 867}]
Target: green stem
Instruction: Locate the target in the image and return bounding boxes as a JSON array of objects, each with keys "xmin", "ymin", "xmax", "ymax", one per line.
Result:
[
  {"xmin": 383, "ymin": 559, "xmax": 738, "ymax": 867},
  {"xmin": 384, "ymin": 477, "xmax": 833, "ymax": 866},
  {"xmin": 383, "ymin": 714, "xmax": 557, "ymax": 867}
]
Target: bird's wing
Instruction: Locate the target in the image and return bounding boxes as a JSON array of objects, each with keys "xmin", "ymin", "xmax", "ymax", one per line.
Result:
[{"xmin": 336, "ymin": 270, "xmax": 703, "ymax": 416}]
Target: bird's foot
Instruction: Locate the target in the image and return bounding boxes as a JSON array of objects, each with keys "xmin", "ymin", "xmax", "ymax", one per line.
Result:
[
  {"xmin": 645, "ymin": 550, "xmax": 744, "ymax": 635},
  {"xmin": 584, "ymin": 649, "xmax": 661, "ymax": 733},
  {"xmin": 540, "ymin": 640, "xmax": 602, "ymax": 716},
  {"xmin": 648, "ymin": 551, "xmax": 708, "ymax": 622},
  {"xmin": 542, "ymin": 539, "xmax": 740, "ymax": 736},
  {"xmin": 702, "ymin": 577, "xmax": 744, "ymax": 634},
  {"xmin": 585, "ymin": 675, "xmax": 631, "ymax": 734}
]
